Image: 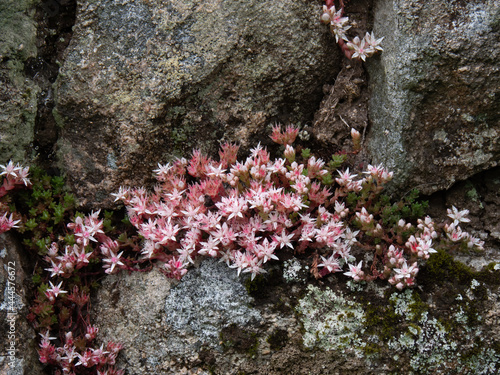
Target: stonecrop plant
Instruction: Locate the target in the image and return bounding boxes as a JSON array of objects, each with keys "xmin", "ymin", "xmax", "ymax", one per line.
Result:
[
  {"xmin": 14, "ymin": 166, "xmax": 77, "ymax": 255},
  {"xmin": 108, "ymin": 125, "xmax": 484, "ymax": 290},
  {"xmin": 3, "ymin": 4, "xmax": 486, "ymax": 374},
  {"xmin": 321, "ymin": 0, "xmax": 384, "ymax": 61},
  {"xmin": 0, "ymin": 161, "xmax": 30, "ymax": 233},
  {"xmin": 30, "ymin": 209, "xmax": 127, "ymax": 375},
  {"xmin": 10, "ymin": 169, "xmax": 128, "ymax": 375},
  {"xmin": 2, "ymin": 127, "xmax": 485, "ymax": 374}
]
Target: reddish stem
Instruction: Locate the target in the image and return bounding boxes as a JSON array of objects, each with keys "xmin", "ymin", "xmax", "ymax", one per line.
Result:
[
  {"xmin": 326, "ymin": 0, "xmax": 346, "ymax": 12},
  {"xmin": 338, "ymin": 39, "xmax": 354, "ymax": 59}
]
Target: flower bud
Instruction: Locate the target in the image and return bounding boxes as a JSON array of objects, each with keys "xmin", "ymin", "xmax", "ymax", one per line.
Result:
[
  {"xmin": 284, "ymin": 145, "xmax": 295, "ymax": 162},
  {"xmin": 351, "ymin": 128, "xmax": 361, "ymax": 151},
  {"xmin": 351, "ymin": 128, "xmax": 361, "ymax": 140}
]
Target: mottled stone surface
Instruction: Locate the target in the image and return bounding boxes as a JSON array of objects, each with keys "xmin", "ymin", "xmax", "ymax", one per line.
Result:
[
  {"xmin": 92, "ymin": 256, "xmax": 500, "ymax": 374},
  {"xmin": 54, "ymin": 0, "xmax": 340, "ymax": 207},
  {"xmin": 0, "ymin": 0, "xmax": 39, "ymax": 164},
  {"xmin": 0, "ymin": 233, "xmax": 44, "ymax": 375},
  {"xmin": 93, "ymin": 259, "xmax": 372, "ymax": 374},
  {"xmin": 93, "ymin": 260, "xmax": 267, "ymax": 374},
  {"xmin": 366, "ymin": 0, "xmax": 500, "ymax": 194}
]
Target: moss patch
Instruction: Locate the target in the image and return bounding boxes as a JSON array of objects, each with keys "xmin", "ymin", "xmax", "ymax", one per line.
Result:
[
  {"xmin": 267, "ymin": 328, "xmax": 288, "ymax": 351},
  {"xmin": 220, "ymin": 324, "xmax": 259, "ymax": 357},
  {"xmin": 420, "ymin": 249, "xmax": 500, "ymax": 288}
]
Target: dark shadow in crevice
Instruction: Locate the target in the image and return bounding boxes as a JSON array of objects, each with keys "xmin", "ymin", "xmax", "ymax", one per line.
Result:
[{"xmin": 26, "ymin": 0, "xmax": 77, "ymax": 168}]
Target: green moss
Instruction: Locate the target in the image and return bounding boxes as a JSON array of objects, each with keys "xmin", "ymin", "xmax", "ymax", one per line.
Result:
[
  {"xmin": 244, "ymin": 272, "xmax": 275, "ymax": 300},
  {"xmin": 422, "ymin": 249, "xmax": 500, "ymax": 289},
  {"xmin": 219, "ymin": 324, "xmax": 258, "ymax": 357},
  {"xmin": 246, "ymin": 336, "xmax": 259, "ymax": 357},
  {"xmin": 171, "ymin": 127, "xmax": 189, "ymax": 143},
  {"xmin": 363, "ymin": 298, "xmax": 401, "ymax": 343},
  {"xmin": 406, "ymin": 291, "xmax": 428, "ymax": 321},
  {"xmin": 475, "ymin": 263, "xmax": 500, "ymax": 286},
  {"xmin": 422, "ymin": 249, "xmax": 474, "ymax": 286},
  {"xmin": 267, "ymin": 328, "xmax": 288, "ymax": 351},
  {"xmin": 363, "ymin": 342, "xmax": 381, "ymax": 356}
]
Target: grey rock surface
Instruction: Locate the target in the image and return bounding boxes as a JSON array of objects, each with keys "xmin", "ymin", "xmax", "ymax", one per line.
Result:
[
  {"xmin": 93, "ymin": 259, "xmax": 264, "ymax": 374},
  {"xmin": 366, "ymin": 0, "xmax": 500, "ymax": 194},
  {"xmin": 92, "ymin": 256, "xmax": 500, "ymax": 374},
  {"xmin": 92, "ymin": 267, "xmax": 176, "ymax": 374},
  {"xmin": 54, "ymin": 0, "xmax": 340, "ymax": 207},
  {"xmin": 0, "ymin": 0, "xmax": 39, "ymax": 165},
  {"xmin": 0, "ymin": 233, "xmax": 45, "ymax": 375},
  {"xmin": 163, "ymin": 259, "xmax": 262, "ymax": 354}
]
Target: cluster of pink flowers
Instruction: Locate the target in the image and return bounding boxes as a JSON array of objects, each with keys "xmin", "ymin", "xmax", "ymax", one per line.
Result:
[
  {"xmin": 30, "ymin": 126, "xmax": 486, "ymax": 373},
  {"xmin": 383, "ymin": 209, "xmax": 482, "ymax": 290},
  {"xmin": 445, "ymin": 206, "xmax": 484, "ymax": 249},
  {"xmin": 109, "ymin": 124, "xmax": 483, "ymax": 287},
  {"xmin": 44, "ymin": 211, "xmax": 119, "ymax": 278},
  {"xmin": 112, "ymin": 126, "xmax": 368, "ymax": 281},
  {"xmin": 40, "ymin": 211, "xmax": 126, "ymax": 373},
  {"xmin": 36, "ymin": 125, "xmax": 485, "ymax": 293},
  {"xmin": 113, "ymin": 131, "xmax": 358, "ymax": 280},
  {"xmin": 38, "ymin": 207, "xmax": 134, "ymax": 373},
  {"xmin": 320, "ymin": 2, "xmax": 384, "ymax": 61},
  {"xmin": 38, "ymin": 330, "xmax": 123, "ymax": 375},
  {"xmin": 0, "ymin": 160, "xmax": 30, "ymax": 234}
]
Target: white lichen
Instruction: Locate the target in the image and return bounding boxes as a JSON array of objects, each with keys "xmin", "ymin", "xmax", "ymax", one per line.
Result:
[
  {"xmin": 386, "ymin": 290, "xmax": 499, "ymax": 374},
  {"xmin": 347, "ymin": 280, "xmax": 365, "ymax": 292},
  {"xmin": 296, "ymin": 285, "xmax": 366, "ymax": 357},
  {"xmin": 282, "ymin": 258, "xmax": 306, "ymax": 283},
  {"xmin": 390, "ymin": 289, "xmax": 417, "ymax": 320}
]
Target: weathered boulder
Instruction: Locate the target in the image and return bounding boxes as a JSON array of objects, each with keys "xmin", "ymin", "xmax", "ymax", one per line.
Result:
[
  {"xmin": 92, "ymin": 257, "xmax": 500, "ymax": 374},
  {"xmin": 94, "ymin": 260, "xmax": 266, "ymax": 374},
  {"xmin": 54, "ymin": 0, "xmax": 340, "ymax": 207},
  {"xmin": 93, "ymin": 259, "xmax": 370, "ymax": 374},
  {"xmin": 0, "ymin": 0, "xmax": 39, "ymax": 164},
  {"xmin": 366, "ymin": 0, "xmax": 500, "ymax": 194},
  {"xmin": 0, "ymin": 233, "xmax": 45, "ymax": 375}
]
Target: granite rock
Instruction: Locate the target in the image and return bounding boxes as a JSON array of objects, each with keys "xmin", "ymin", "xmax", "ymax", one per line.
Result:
[
  {"xmin": 0, "ymin": 0, "xmax": 39, "ymax": 165},
  {"xmin": 366, "ymin": 0, "xmax": 500, "ymax": 194},
  {"xmin": 54, "ymin": 0, "xmax": 340, "ymax": 207}
]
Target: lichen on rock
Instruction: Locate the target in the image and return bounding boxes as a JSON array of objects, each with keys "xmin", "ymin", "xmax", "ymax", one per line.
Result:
[
  {"xmin": 163, "ymin": 259, "xmax": 262, "ymax": 354},
  {"xmin": 296, "ymin": 284, "xmax": 367, "ymax": 356}
]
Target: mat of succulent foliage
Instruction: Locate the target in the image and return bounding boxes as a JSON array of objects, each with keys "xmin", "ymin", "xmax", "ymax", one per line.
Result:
[{"xmin": 0, "ymin": 1, "xmax": 488, "ymax": 372}]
